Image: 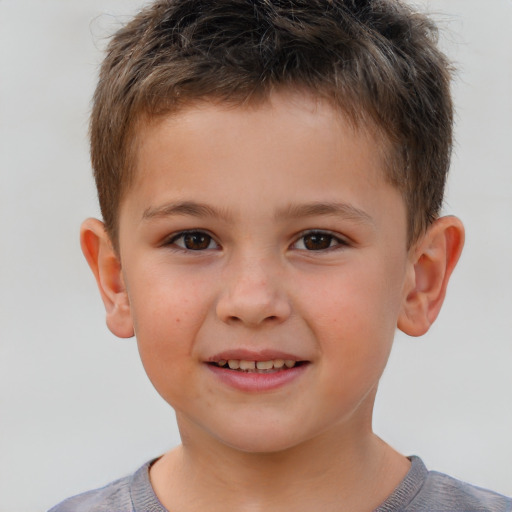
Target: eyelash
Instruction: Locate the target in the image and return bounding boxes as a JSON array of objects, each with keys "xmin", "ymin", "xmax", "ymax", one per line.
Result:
[
  {"xmin": 165, "ymin": 229, "xmax": 348, "ymax": 252},
  {"xmin": 166, "ymin": 230, "xmax": 220, "ymax": 251},
  {"xmin": 291, "ymin": 230, "xmax": 349, "ymax": 252}
]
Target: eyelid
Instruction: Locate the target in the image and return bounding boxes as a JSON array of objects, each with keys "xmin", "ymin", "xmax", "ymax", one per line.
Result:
[
  {"xmin": 291, "ymin": 229, "xmax": 350, "ymax": 251},
  {"xmin": 165, "ymin": 229, "xmax": 221, "ymax": 251},
  {"xmin": 162, "ymin": 229, "xmax": 349, "ymax": 251}
]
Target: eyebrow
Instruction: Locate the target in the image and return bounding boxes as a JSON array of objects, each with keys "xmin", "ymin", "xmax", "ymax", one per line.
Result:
[
  {"xmin": 142, "ymin": 201, "xmax": 232, "ymax": 222},
  {"xmin": 142, "ymin": 200, "xmax": 374, "ymax": 226},
  {"xmin": 276, "ymin": 202, "xmax": 375, "ymax": 226}
]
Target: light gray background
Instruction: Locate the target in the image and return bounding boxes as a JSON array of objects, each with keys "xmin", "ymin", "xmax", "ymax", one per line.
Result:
[{"xmin": 0, "ymin": 1, "xmax": 511, "ymax": 511}]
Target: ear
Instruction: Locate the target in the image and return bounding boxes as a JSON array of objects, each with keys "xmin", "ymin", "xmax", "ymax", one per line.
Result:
[
  {"xmin": 80, "ymin": 218, "xmax": 134, "ymax": 338},
  {"xmin": 398, "ymin": 216, "xmax": 465, "ymax": 337}
]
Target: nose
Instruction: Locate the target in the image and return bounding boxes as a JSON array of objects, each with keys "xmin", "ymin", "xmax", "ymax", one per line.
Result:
[{"xmin": 216, "ymin": 257, "xmax": 292, "ymax": 327}]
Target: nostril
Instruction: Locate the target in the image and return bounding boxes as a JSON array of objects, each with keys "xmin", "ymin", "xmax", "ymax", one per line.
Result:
[
  {"xmin": 225, "ymin": 313, "xmax": 280, "ymax": 325},
  {"xmin": 216, "ymin": 290, "xmax": 292, "ymax": 326}
]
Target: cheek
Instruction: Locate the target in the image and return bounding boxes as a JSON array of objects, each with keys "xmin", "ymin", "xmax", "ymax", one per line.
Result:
[
  {"xmin": 295, "ymin": 261, "xmax": 402, "ymax": 386},
  {"xmin": 128, "ymin": 263, "xmax": 210, "ymax": 337},
  {"xmin": 134, "ymin": 298, "xmax": 201, "ymax": 407},
  {"xmin": 297, "ymin": 259, "xmax": 402, "ymax": 332},
  {"xmin": 126, "ymin": 268, "xmax": 213, "ymax": 397}
]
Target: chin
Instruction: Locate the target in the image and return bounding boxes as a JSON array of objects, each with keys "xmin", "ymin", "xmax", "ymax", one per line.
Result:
[
  {"xmin": 208, "ymin": 421, "xmax": 315, "ymax": 455},
  {"xmin": 222, "ymin": 436, "xmax": 302, "ymax": 455}
]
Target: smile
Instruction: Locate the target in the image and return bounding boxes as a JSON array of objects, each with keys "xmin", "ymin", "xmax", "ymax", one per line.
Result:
[
  {"xmin": 212, "ymin": 359, "xmax": 300, "ymax": 372},
  {"xmin": 206, "ymin": 357, "xmax": 309, "ymax": 392},
  {"xmin": 214, "ymin": 359, "xmax": 297, "ymax": 372}
]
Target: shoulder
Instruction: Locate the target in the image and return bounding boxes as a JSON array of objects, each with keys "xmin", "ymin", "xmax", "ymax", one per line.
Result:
[
  {"xmin": 377, "ymin": 457, "xmax": 512, "ymax": 512},
  {"xmin": 47, "ymin": 461, "xmax": 154, "ymax": 512},
  {"xmin": 47, "ymin": 477, "xmax": 132, "ymax": 512},
  {"xmin": 406, "ymin": 459, "xmax": 512, "ymax": 512},
  {"xmin": 414, "ymin": 469, "xmax": 512, "ymax": 512}
]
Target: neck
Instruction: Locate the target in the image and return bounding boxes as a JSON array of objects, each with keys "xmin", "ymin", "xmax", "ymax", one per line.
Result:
[{"xmin": 150, "ymin": 423, "xmax": 410, "ymax": 512}]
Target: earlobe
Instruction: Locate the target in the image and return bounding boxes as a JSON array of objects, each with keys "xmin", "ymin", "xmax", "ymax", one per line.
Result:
[
  {"xmin": 80, "ymin": 218, "xmax": 134, "ymax": 338},
  {"xmin": 398, "ymin": 216, "xmax": 465, "ymax": 337}
]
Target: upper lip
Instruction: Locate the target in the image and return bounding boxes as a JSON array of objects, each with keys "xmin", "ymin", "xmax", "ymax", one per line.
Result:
[{"xmin": 206, "ymin": 349, "xmax": 307, "ymax": 363}]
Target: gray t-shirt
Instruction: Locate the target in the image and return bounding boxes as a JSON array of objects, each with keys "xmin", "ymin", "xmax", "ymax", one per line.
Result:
[{"xmin": 48, "ymin": 456, "xmax": 512, "ymax": 512}]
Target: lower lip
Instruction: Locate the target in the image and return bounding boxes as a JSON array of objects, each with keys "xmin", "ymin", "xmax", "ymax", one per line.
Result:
[{"xmin": 206, "ymin": 363, "xmax": 309, "ymax": 392}]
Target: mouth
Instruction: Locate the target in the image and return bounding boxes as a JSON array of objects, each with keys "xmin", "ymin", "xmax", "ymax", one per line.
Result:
[
  {"xmin": 208, "ymin": 359, "xmax": 307, "ymax": 373},
  {"xmin": 205, "ymin": 353, "xmax": 309, "ymax": 391}
]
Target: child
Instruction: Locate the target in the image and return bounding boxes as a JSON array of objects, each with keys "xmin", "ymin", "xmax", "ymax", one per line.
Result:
[{"xmin": 50, "ymin": 0, "xmax": 512, "ymax": 510}]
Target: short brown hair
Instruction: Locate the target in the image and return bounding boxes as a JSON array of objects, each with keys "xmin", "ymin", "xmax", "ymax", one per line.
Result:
[{"xmin": 90, "ymin": 0, "xmax": 453, "ymax": 245}]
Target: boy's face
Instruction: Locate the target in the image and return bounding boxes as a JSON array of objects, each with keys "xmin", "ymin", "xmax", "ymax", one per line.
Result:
[{"xmin": 115, "ymin": 91, "xmax": 415, "ymax": 452}]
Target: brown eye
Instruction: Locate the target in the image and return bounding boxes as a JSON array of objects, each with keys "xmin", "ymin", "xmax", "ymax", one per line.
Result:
[
  {"xmin": 293, "ymin": 231, "xmax": 346, "ymax": 251},
  {"xmin": 302, "ymin": 233, "xmax": 334, "ymax": 250},
  {"xmin": 183, "ymin": 232, "xmax": 212, "ymax": 250},
  {"xmin": 170, "ymin": 231, "xmax": 218, "ymax": 251}
]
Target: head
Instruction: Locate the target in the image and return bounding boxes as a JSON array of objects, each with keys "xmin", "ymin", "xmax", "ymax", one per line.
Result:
[
  {"xmin": 81, "ymin": 0, "xmax": 464, "ymax": 453},
  {"xmin": 91, "ymin": 0, "xmax": 454, "ymax": 249}
]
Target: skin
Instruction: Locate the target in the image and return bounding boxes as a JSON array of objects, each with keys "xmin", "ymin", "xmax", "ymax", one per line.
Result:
[{"xmin": 82, "ymin": 90, "xmax": 464, "ymax": 512}]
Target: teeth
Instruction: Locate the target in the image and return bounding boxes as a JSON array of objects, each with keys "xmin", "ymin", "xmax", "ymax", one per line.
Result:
[
  {"xmin": 256, "ymin": 360, "xmax": 273, "ymax": 370},
  {"xmin": 239, "ymin": 360, "xmax": 256, "ymax": 370},
  {"xmin": 216, "ymin": 359, "xmax": 298, "ymax": 371}
]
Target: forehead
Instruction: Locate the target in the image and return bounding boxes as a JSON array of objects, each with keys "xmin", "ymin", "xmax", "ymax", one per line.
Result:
[
  {"xmin": 122, "ymin": 90, "xmax": 398, "ymax": 226},
  {"xmin": 134, "ymin": 91, "xmax": 388, "ymax": 179}
]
